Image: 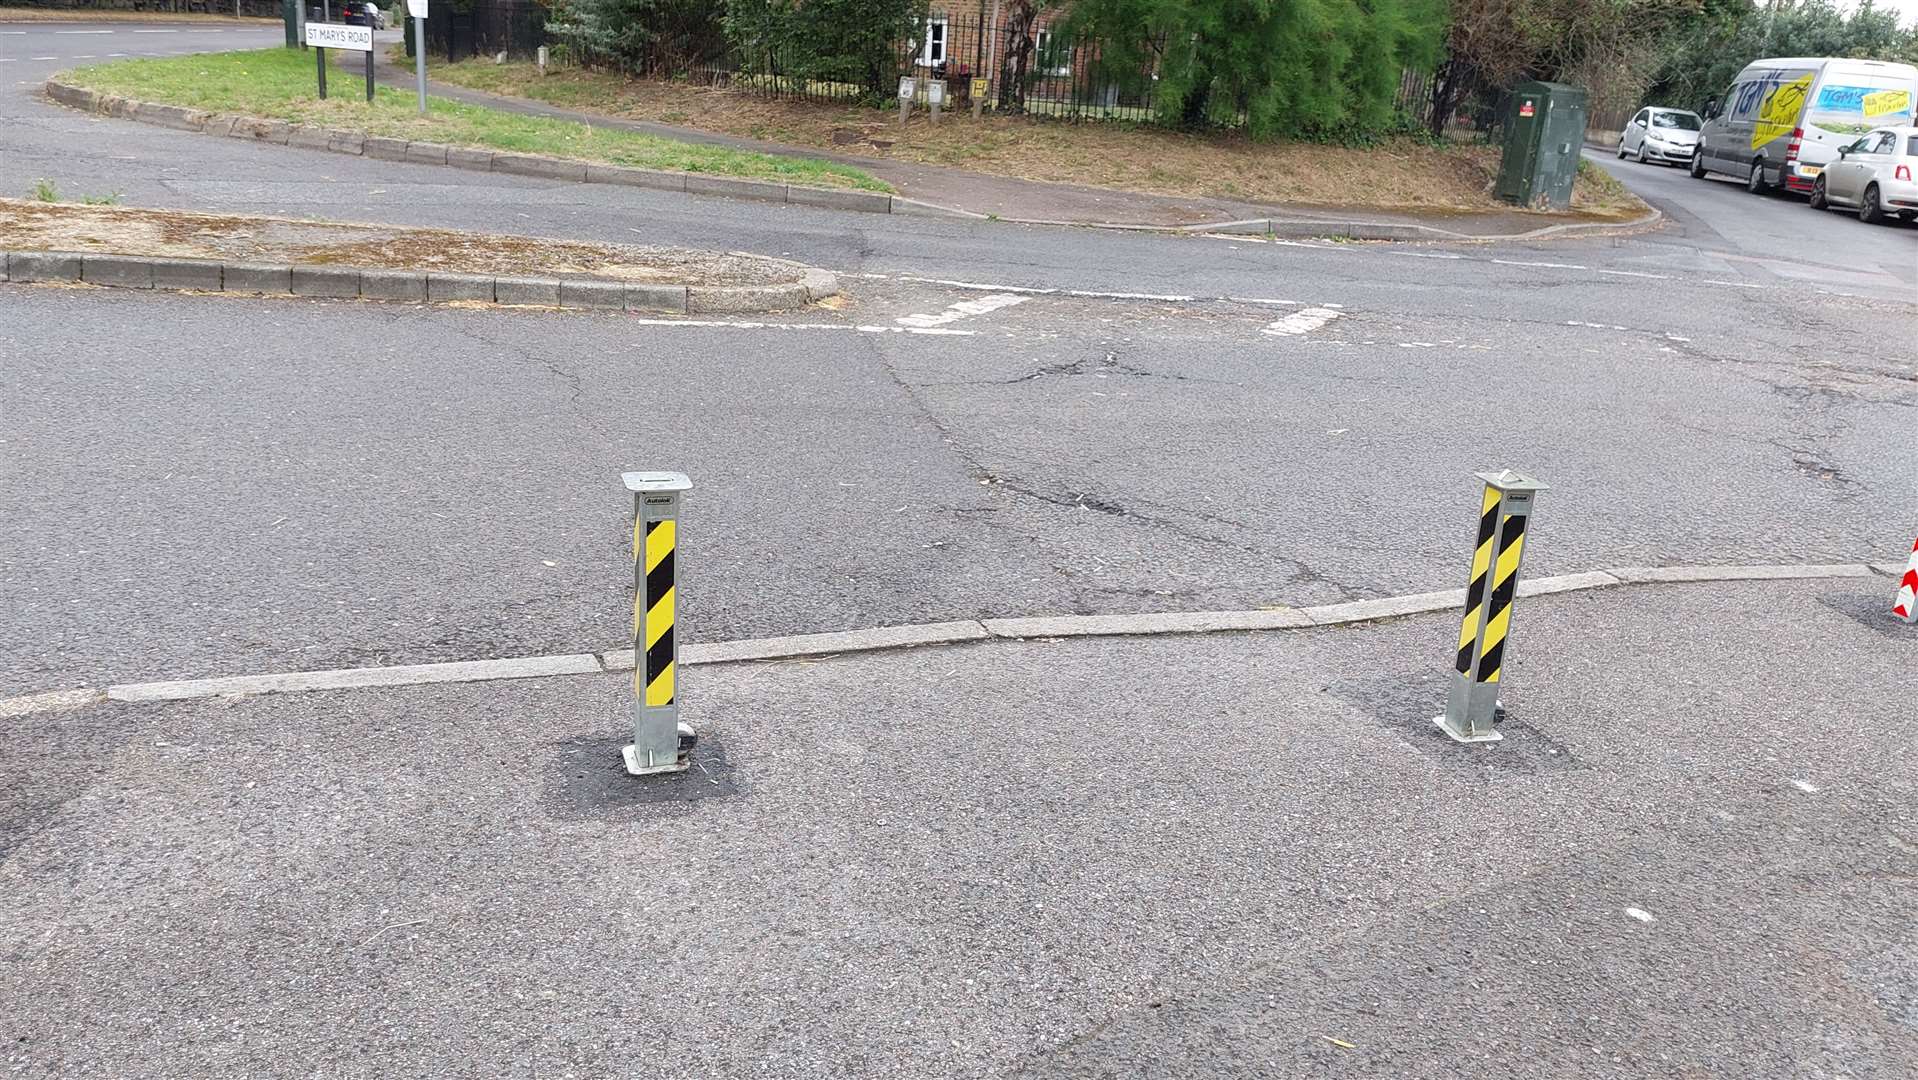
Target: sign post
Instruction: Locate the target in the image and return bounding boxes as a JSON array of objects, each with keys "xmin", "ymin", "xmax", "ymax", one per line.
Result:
[
  {"xmin": 408, "ymin": 0, "xmax": 428, "ymax": 115},
  {"xmin": 897, "ymin": 76, "xmax": 915, "ymax": 127},
  {"xmin": 304, "ymin": 21, "xmax": 374, "ymax": 103},
  {"xmin": 927, "ymin": 78, "xmax": 945, "ymax": 124},
  {"xmin": 971, "ymin": 76, "xmax": 988, "ymax": 119}
]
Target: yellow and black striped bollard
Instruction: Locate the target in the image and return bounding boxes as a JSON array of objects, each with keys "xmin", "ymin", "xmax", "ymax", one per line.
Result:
[
  {"xmin": 1435, "ymin": 470, "xmax": 1548, "ymax": 744},
  {"xmin": 622, "ymin": 471, "xmax": 696, "ymax": 776}
]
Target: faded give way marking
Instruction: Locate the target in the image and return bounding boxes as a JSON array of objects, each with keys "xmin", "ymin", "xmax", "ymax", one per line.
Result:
[
  {"xmin": 897, "ymin": 293, "xmax": 1029, "ymax": 329},
  {"xmin": 1261, "ymin": 306, "xmax": 1344, "ymax": 337}
]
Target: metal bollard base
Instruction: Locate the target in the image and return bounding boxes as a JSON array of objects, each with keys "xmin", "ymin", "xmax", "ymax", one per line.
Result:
[
  {"xmin": 1431, "ymin": 716, "xmax": 1504, "ymax": 744},
  {"xmin": 622, "ymin": 723, "xmax": 698, "ymax": 776}
]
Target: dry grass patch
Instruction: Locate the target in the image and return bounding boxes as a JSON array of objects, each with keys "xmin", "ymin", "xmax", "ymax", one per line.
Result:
[{"xmin": 435, "ymin": 59, "xmax": 1644, "ymax": 217}]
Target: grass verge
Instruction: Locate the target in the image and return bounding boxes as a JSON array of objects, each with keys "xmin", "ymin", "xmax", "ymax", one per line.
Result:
[
  {"xmin": 60, "ymin": 47, "xmax": 888, "ymax": 191},
  {"xmin": 427, "ymin": 58, "xmax": 1643, "ymax": 217}
]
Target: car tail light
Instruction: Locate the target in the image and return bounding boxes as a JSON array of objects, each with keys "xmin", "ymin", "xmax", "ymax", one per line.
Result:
[
  {"xmin": 1785, "ymin": 128, "xmax": 1804, "ymax": 163},
  {"xmin": 1899, "ymin": 165, "xmax": 1914, "ymax": 181}
]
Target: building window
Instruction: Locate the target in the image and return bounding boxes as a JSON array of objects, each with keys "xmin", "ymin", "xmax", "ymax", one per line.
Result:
[
  {"xmin": 920, "ymin": 18, "xmax": 947, "ymax": 66},
  {"xmin": 1034, "ymin": 29, "xmax": 1070, "ymax": 77}
]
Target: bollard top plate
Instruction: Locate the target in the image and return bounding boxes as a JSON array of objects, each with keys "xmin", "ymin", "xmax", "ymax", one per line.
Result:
[
  {"xmin": 1476, "ymin": 469, "xmax": 1549, "ymax": 493},
  {"xmin": 622, "ymin": 471, "xmax": 692, "ymax": 494}
]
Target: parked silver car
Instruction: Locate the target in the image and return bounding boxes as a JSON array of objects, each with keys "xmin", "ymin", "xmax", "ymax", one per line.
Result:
[
  {"xmin": 1617, "ymin": 107, "xmax": 1702, "ymax": 165},
  {"xmin": 1808, "ymin": 124, "xmax": 1918, "ymax": 223}
]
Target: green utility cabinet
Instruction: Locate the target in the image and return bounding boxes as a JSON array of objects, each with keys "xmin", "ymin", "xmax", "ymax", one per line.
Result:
[{"xmin": 1496, "ymin": 81, "xmax": 1588, "ymax": 210}]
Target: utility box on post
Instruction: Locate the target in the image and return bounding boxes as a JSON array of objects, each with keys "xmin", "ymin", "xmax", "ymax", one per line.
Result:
[{"xmin": 1496, "ymin": 81, "xmax": 1587, "ymax": 210}]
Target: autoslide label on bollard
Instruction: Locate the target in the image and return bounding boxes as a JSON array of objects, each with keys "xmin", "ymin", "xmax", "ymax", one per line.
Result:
[{"xmin": 305, "ymin": 22, "xmax": 373, "ymax": 51}]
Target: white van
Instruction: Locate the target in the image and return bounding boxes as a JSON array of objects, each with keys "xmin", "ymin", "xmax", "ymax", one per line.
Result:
[{"xmin": 1690, "ymin": 56, "xmax": 1918, "ymax": 195}]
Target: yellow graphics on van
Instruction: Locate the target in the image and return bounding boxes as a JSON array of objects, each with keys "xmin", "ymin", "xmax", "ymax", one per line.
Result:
[
  {"xmin": 1753, "ymin": 73, "xmax": 1814, "ymax": 149},
  {"xmin": 1863, "ymin": 88, "xmax": 1914, "ymax": 119}
]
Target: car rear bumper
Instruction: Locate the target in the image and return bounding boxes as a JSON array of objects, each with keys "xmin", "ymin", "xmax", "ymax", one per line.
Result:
[{"xmin": 1882, "ymin": 178, "xmax": 1918, "ymax": 211}]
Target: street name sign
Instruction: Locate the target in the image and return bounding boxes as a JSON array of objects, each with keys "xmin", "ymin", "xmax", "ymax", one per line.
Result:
[{"xmin": 305, "ymin": 22, "xmax": 373, "ymax": 52}]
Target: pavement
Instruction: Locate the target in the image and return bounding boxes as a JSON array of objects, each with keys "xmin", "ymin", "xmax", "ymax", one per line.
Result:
[{"xmin": 5, "ymin": 577, "xmax": 1916, "ymax": 1078}]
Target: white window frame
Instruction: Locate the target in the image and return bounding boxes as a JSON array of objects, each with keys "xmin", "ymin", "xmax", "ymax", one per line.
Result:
[
  {"xmin": 919, "ymin": 17, "xmax": 948, "ymax": 67},
  {"xmin": 1033, "ymin": 28, "xmax": 1071, "ymax": 77}
]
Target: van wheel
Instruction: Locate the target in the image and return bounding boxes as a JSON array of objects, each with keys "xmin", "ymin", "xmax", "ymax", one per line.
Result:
[
  {"xmin": 1859, "ymin": 183, "xmax": 1884, "ymax": 224},
  {"xmin": 1808, "ymin": 175, "xmax": 1828, "ymax": 210},
  {"xmin": 1689, "ymin": 149, "xmax": 1707, "ymax": 178},
  {"xmin": 1746, "ymin": 160, "xmax": 1770, "ymax": 194}
]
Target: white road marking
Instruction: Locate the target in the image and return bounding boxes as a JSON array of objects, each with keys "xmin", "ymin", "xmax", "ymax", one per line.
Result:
[
  {"xmin": 1065, "ymin": 289, "xmax": 1196, "ymax": 301},
  {"xmin": 73, "ymin": 54, "xmax": 96, "ymax": 58},
  {"xmin": 0, "ymin": 31, "xmax": 27, "ymax": 35},
  {"xmin": 1224, "ymin": 297, "xmax": 1300, "ymax": 306},
  {"xmin": 1704, "ymin": 279, "xmax": 1763, "ymax": 289},
  {"xmin": 625, "ymin": 318, "xmax": 975, "ymax": 336},
  {"xmin": 107, "ymin": 52, "xmax": 126, "ymax": 56},
  {"xmin": 1398, "ymin": 342, "xmax": 1436, "ymax": 348},
  {"xmin": 29, "ymin": 56, "xmax": 56, "ymax": 60},
  {"xmin": 1598, "ymin": 269, "xmax": 1671, "ymax": 279},
  {"xmin": 1624, "ymin": 908, "xmax": 1655, "ymax": 924},
  {"xmin": 1566, "ymin": 320, "xmax": 1630, "ymax": 331},
  {"xmin": 1261, "ymin": 307, "xmax": 1343, "ymax": 337},
  {"xmin": 132, "ymin": 29, "xmax": 181, "ymax": 33},
  {"xmin": 1792, "ymin": 779, "xmax": 1820, "ymax": 793},
  {"xmin": 1391, "ymin": 251, "xmax": 1464, "ymax": 259},
  {"xmin": 1492, "ymin": 258, "xmax": 1588, "ymax": 269},
  {"xmin": 900, "ymin": 276, "xmax": 1055, "ymax": 294},
  {"xmin": 897, "ymin": 293, "xmax": 1028, "ymax": 328},
  {"xmin": 54, "ymin": 29, "xmax": 114, "ymax": 34}
]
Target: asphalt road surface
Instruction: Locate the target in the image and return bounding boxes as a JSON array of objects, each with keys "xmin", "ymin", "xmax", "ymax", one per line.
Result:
[{"xmin": 3, "ymin": 21, "xmax": 1915, "ymax": 694}]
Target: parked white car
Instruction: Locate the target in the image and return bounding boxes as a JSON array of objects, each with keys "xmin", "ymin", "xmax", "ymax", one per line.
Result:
[
  {"xmin": 1808, "ymin": 124, "xmax": 1918, "ymax": 223},
  {"xmin": 1617, "ymin": 107, "xmax": 1702, "ymax": 165}
]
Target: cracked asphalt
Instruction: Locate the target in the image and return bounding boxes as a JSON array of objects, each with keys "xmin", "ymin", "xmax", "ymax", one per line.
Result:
[
  {"xmin": 5, "ymin": 21, "xmax": 1918, "ymax": 1080},
  {"xmin": 1, "ymin": 24, "xmax": 1914, "ymax": 699}
]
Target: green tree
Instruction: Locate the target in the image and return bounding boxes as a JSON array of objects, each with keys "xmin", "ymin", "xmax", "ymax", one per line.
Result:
[
  {"xmin": 723, "ymin": 0, "xmax": 929, "ymax": 99},
  {"xmin": 1061, "ymin": 0, "xmax": 1444, "ymax": 139},
  {"xmin": 545, "ymin": 0, "xmax": 728, "ymax": 73},
  {"xmin": 1647, "ymin": 1, "xmax": 1917, "ymax": 113}
]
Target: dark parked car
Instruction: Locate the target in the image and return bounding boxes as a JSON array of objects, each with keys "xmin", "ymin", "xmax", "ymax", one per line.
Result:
[{"xmin": 339, "ymin": 1, "xmax": 387, "ymax": 29}]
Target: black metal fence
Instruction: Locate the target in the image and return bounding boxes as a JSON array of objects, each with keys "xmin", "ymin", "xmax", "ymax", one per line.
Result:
[
  {"xmin": 420, "ymin": 0, "xmax": 546, "ymax": 63},
  {"xmin": 703, "ymin": 8, "xmax": 1174, "ymax": 122}
]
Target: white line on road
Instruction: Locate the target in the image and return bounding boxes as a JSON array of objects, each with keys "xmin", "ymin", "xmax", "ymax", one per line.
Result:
[
  {"xmin": 1566, "ymin": 320, "xmax": 1630, "ymax": 331},
  {"xmin": 1703, "ymin": 279, "xmax": 1764, "ymax": 289},
  {"xmin": 624, "ymin": 318, "xmax": 975, "ymax": 336},
  {"xmin": 1492, "ymin": 258, "xmax": 1589, "ymax": 269},
  {"xmin": 897, "ymin": 293, "xmax": 1029, "ymax": 328},
  {"xmin": 29, "ymin": 56, "xmax": 56, "ymax": 60},
  {"xmin": 131, "ymin": 29, "xmax": 181, "ymax": 33},
  {"xmin": 1261, "ymin": 307, "xmax": 1344, "ymax": 337},
  {"xmin": 899, "ymin": 276, "xmax": 1056, "ymax": 294},
  {"xmin": 1065, "ymin": 289, "xmax": 1196, "ymax": 301},
  {"xmin": 1597, "ymin": 269, "xmax": 1671, "ymax": 279},
  {"xmin": 53, "ymin": 29, "xmax": 114, "ymax": 34},
  {"xmin": 1390, "ymin": 251, "xmax": 1465, "ymax": 259},
  {"xmin": 1223, "ymin": 297, "xmax": 1300, "ymax": 305}
]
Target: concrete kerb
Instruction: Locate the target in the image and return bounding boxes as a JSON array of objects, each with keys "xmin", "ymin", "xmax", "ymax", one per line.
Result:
[
  {"xmin": 0, "ymin": 560, "xmax": 1886, "ymax": 719},
  {"xmin": 0, "ymin": 248, "xmax": 833, "ymax": 313},
  {"xmin": 42, "ymin": 77, "xmax": 1659, "ymax": 243}
]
